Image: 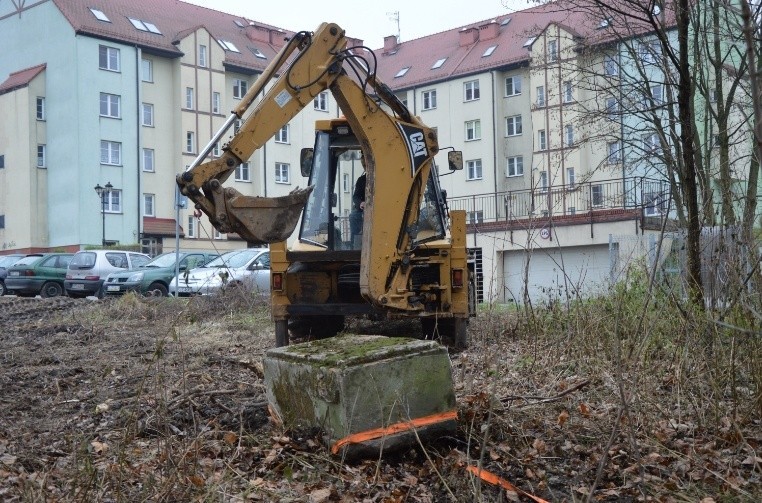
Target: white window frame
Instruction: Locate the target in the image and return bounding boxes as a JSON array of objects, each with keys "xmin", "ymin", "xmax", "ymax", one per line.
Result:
[
  {"xmin": 186, "ymin": 131, "xmax": 195, "ymax": 154},
  {"xmin": 548, "ymin": 40, "xmax": 558, "ymax": 62},
  {"xmin": 100, "ymin": 93, "xmax": 121, "ymax": 118},
  {"xmin": 199, "ymin": 45, "xmax": 207, "ymax": 67},
  {"xmin": 185, "ymin": 87, "xmax": 194, "ymax": 110},
  {"xmin": 37, "ymin": 144, "xmax": 46, "ymax": 168},
  {"xmin": 591, "ymin": 184, "xmax": 604, "ymax": 207},
  {"xmin": 275, "ymin": 124, "xmax": 290, "ymax": 144},
  {"xmin": 539, "ymin": 171, "xmax": 548, "ymax": 192},
  {"xmin": 422, "ymin": 89, "xmax": 437, "ymax": 110},
  {"xmin": 99, "ymin": 45, "xmax": 120, "ymax": 72},
  {"xmin": 565, "ymin": 125, "xmax": 575, "ymax": 146},
  {"xmin": 606, "ymin": 97, "xmax": 618, "ymax": 120},
  {"xmin": 464, "ymin": 80, "xmax": 480, "ymax": 101},
  {"xmin": 604, "ymin": 55, "xmax": 618, "ymax": 76},
  {"xmin": 505, "ymin": 76, "xmax": 521, "ymax": 96},
  {"xmin": 143, "ymin": 193, "xmax": 155, "ymax": 217},
  {"xmin": 213, "ymin": 143, "xmax": 221, "ymax": 157},
  {"xmin": 104, "ymin": 189, "xmax": 122, "ymax": 213},
  {"xmin": 313, "ymin": 91, "xmax": 328, "ymax": 111},
  {"xmin": 607, "ymin": 141, "xmax": 621, "ymax": 163},
  {"xmin": 141, "ymin": 58, "xmax": 153, "ymax": 82},
  {"xmin": 275, "ymin": 162, "xmax": 290, "ymax": 184},
  {"xmin": 142, "ymin": 103, "xmax": 154, "ymax": 126},
  {"xmin": 505, "ymin": 115, "xmax": 522, "ymax": 137},
  {"xmin": 538, "ymin": 130, "xmax": 547, "ymax": 150},
  {"xmin": 506, "ymin": 156, "xmax": 523, "ymax": 177},
  {"xmin": 100, "ymin": 140, "xmax": 122, "ymax": 165},
  {"xmin": 536, "ymin": 86, "xmax": 545, "ymax": 107},
  {"xmin": 566, "ymin": 167, "xmax": 576, "ymax": 187},
  {"xmin": 563, "ymin": 81, "xmax": 573, "ymax": 103},
  {"xmin": 235, "ymin": 162, "xmax": 250, "ymax": 182},
  {"xmin": 343, "ymin": 173, "xmax": 350, "ymax": 193},
  {"xmin": 143, "ymin": 148, "xmax": 155, "ymax": 172},
  {"xmin": 643, "ymin": 132, "xmax": 659, "ymax": 153},
  {"xmin": 212, "ymin": 92, "xmax": 221, "ymax": 114},
  {"xmin": 187, "ymin": 215, "xmax": 196, "ymax": 238},
  {"xmin": 233, "ymin": 79, "xmax": 248, "ymax": 99},
  {"xmin": 466, "ymin": 159, "xmax": 483, "ymax": 181},
  {"xmin": 36, "ymin": 97, "xmax": 45, "ymax": 120},
  {"xmin": 465, "ymin": 120, "xmax": 481, "ymax": 141}
]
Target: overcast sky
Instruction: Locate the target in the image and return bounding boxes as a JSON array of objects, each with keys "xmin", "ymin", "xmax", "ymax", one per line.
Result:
[{"xmin": 183, "ymin": 0, "xmax": 534, "ymax": 49}]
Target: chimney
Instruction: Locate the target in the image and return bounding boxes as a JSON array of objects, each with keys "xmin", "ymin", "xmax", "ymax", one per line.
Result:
[
  {"xmin": 245, "ymin": 23, "xmax": 270, "ymax": 43},
  {"xmin": 269, "ymin": 28, "xmax": 286, "ymax": 46},
  {"xmin": 347, "ymin": 36, "xmax": 364, "ymax": 51},
  {"xmin": 479, "ymin": 21, "xmax": 499, "ymax": 41},
  {"xmin": 384, "ymin": 35, "xmax": 398, "ymax": 53},
  {"xmin": 459, "ymin": 27, "xmax": 479, "ymax": 47}
]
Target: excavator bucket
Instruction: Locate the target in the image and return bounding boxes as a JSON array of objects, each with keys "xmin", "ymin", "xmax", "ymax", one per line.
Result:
[{"xmin": 224, "ymin": 186, "xmax": 313, "ymax": 244}]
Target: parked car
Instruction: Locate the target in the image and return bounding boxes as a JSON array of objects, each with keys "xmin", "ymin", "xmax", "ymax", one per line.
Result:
[
  {"xmin": 168, "ymin": 248, "xmax": 270, "ymax": 297},
  {"xmin": 65, "ymin": 250, "xmax": 151, "ymax": 298},
  {"xmin": 0, "ymin": 254, "xmax": 26, "ymax": 296},
  {"xmin": 103, "ymin": 251, "xmax": 219, "ymax": 297},
  {"xmin": 5, "ymin": 253, "xmax": 74, "ymax": 298}
]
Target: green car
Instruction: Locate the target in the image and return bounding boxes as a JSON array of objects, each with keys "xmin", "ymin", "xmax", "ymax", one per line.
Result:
[
  {"xmin": 103, "ymin": 251, "xmax": 219, "ymax": 297},
  {"xmin": 5, "ymin": 253, "xmax": 74, "ymax": 298}
]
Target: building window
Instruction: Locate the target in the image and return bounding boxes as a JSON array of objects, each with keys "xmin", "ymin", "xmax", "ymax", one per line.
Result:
[
  {"xmin": 565, "ymin": 125, "xmax": 575, "ymax": 146},
  {"xmin": 275, "ymin": 124, "xmax": 289, "ymax": 143},
  {"xmin": 607, "ymin": 141, "xmax": 621, "ymax": 163},
  {"xmin": 536, "ymin": 86, "xmax": 545, "ymax": 107},
  {"xmin": 591, "ymin": 184, "xmax": 604, "ymax": 207},
  {"xmin": 235, "ymin": 162, "xmax": 251, "ymax": 181},
  {"xmin": 482, "ymin": 45, "xmax": 497, "ymax": 57},
  {"xmin": 141, "ymin": 58, "xmax": 153, "ymax": 82},
  {"xmin": 422, "ymin": 90, "xmax": 437, "ymax": 110},
  {"xmin": 464, "ymin": 80, "xmax": 480, "ymax": 101},
  {"xmin": 505, "ymin": 115, "xmax": 522, "ymax": 136},
  {"xmin": 563, "ymin": 81, "xmax": 573, "ymax": 103},
  {"xmin": 566, "ymin": 167, "xmax": 576, "ymax": 187},
  {"xmin": 213, "ymin": 228, "xmax": 223, "ymax": 240},
  {"xmin": 468, "ymin": 211, "xmax": 484, "ymax": 224},
  {"xmin": 100, "ymin": 140, "xmax": 121, "ymax": 165},
  {"xmin": 36, "ymin": 97, "xmax": 45, "ymax": 120},
  {"xmin": 37, "ymin": 145, "xmax": 46, "ymax": 168},
  {"xmin": 185, "ymin": 87, "xmax": 194, "ymax": 109},
  {"xmin": 604, "ymin": 55, "xmax": 618, "ymax": 76},
  {"xmin": 105, "ymin": 189, "xmax": 122, "ymax": 213},
  {"xmin": 142, "ymin": 103, "xmax": 154, "ymax": 126},
  {"xmin": 548, "ymin": 40, "xmax": 558, "ymax": 62},
  {"xmin": 0, "ymin": 215, "xmax": 4, "ymax": 229},
  {"xmin": 187, "ymin": 215, "xmax": 196, "ymax": 238},
  {"xmin": 314, "ymin": 91, "xmax": 328, "ymax": 111},
  {"xmin": 431, "ymin": 57, "xmax": 447, "ymax": 69},
  {"xmin": 535, "ymin": 171, "xmax": 548, "ymax": 193},
  {"xmin": 213, "ymin": 92, "xmax": 221, "ymax": 114},
  {"xmin": 343, "ymin": 173, "xmax": 350, "ymax": 193},
  {"xmin": 186, "ymin": 132, "xmax": 195, "ymax": 153},
  {"xmin": 234, "ymin": 119, "xmax": 242, "ymax": 134},
  {"xmin": 395, "ymin": 66, "xmax": 410, "ymax": 78},
  {"xmin": 199, "ymin": 45, "xmax": 207, "ymax": 67},
  {"xmin": 98, "ymin": 45, "xmax": 120, "ymax": 72},
  {"xmin": 650, "ymin": 84, "xmax": 664, "ymax": 106},
  {"xmin": 538, "ymin": 130, "xmax": 547, "ymax": 150},
  {"xmin": 606, "ymin": 97, "xmax": 618, "ymax": 120},
  {"xmin": 466, "ymin": 159, "xmax": 482, "ymax": 181},
  {"xmin": 143, "ymin": 148, "xmax": 155, "ymax": 172},
  {"xmin": 275, "ymin": 162, "xmax": 290, "ymax": 184},
  {"xmin": 89, "ymin": 7, "xmax": 110, "ymax": 22},
  {"xmin": 506, "ymin": 156, "xmax": 523, "ymax": 177},
  {"xmin": 143, "ymin": 194, "xmax": 155, "ymax": 217},
  {"xmin": 212, "ymin": 143, "xmax": 221, "ymax": 157},
  {"xmin": 0, "ymin": 155, "xmax": 4, "ymax": 168},
  {"xmin": 505, "ymin": 76, "xmax": 521, "ymax": 96},
  {"xmin": 100, "ymin": 93, "xmax": 121, "ymax": 118},
  {"xmin": 644, "ymin": 192, "xmax": 666, "ymax": 216},
  {"xmin": 639, "ymin": 40, "xmax": 660, "ymax": 64},
  {"xmin": 233, "ymin": 79, "xmax": 247, "ymax": 99},
  {"xmin": 643, "ymin": 133, "xmax": 659, "ymax": 153},
  {"xmin": 465, "ymin": 120, "xmax": 481, "ymax": 141}
]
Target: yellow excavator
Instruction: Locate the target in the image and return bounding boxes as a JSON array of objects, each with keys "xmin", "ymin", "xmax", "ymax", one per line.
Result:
[{"xmin": 177, "ymin": 22, "xmax": 475, "ymax": 348}]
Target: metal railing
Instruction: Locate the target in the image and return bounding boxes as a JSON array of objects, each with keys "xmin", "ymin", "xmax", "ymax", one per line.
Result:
[{"xmin": 448, "ymin": 177, "xmax": 672, "ymax": 224}]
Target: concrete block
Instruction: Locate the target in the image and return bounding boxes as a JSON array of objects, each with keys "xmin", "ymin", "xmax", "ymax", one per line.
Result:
[{"xmin": 263, "ymin": 335, "xmax": 457, "ymax": 458}]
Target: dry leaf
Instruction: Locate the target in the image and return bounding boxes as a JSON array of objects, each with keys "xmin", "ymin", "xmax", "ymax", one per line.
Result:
[
  {"xmin": 532, "ymin": 438, "xmax": 547, "ymax": 454},
  {"xmin": 579, "ymin": 402, "xmax": 590, "ymax": 417},
  {"xmin": 0, "ymin": 454, "xmax": 17, "ymax": 466},
  {"xmin": 558, "ymin": 410, "xmax": 570, "ymax": 426},
  {"xmin": 224, "ymin": 432, "xmax": 238, "ymax": 445},
  {"xmin": 309, "ymin": 488, "xmax": 331, "ymax": 503},
  {"xmin": 189, "ymin": 474, "xmax": 205, "ymax": 487},
  {"xmin": 90, "ymin": 441, "xmax": 108, "ymax": 454}
]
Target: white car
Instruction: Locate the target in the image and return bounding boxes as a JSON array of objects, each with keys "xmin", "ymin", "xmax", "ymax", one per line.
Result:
[{"xmin": 169, "ymin": 248, "xmax": 270, "ymax": 296}]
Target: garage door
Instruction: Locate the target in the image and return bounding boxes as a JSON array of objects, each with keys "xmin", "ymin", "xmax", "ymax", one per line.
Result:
[{"xmin": 503, "ymin": 244, "xmax": 612, "ymax": 304}]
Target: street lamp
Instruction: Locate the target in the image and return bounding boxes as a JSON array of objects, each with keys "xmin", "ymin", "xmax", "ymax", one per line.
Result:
[{"xmin": 94, "ymin": 181, "xmax": 113, "ymax": 247}]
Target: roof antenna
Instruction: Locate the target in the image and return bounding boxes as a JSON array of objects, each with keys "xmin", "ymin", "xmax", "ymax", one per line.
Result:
[{"xmin": 387, "ymin": 11, "xmax": 400, "ymax": 43}]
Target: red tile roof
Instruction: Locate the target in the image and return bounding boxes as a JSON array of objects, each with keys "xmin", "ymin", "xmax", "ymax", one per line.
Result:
[
  {"xmin": 144, "ymin": 217, "xmax": 183, "ymax": 237},
  {"xmin": 51, "ymin": 0, "xmax": 296, "ymax": 73},
  {"xmin": 373, "ymin": 0, "xmax": 675, "ymax": 89},
  {"xmin": 0, "ymin": 63, "xmax": 46, "ymax": 96}
]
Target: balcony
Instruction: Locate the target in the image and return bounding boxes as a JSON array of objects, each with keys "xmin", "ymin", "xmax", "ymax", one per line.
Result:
[{"xmin": 448, "ymin": 177, "xmax": 672, "ymax": 233}]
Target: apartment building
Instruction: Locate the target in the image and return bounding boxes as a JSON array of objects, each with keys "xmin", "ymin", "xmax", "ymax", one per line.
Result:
[{"xmin": 0, "ymin": 0, "xmax": 338, "ymax": 255}]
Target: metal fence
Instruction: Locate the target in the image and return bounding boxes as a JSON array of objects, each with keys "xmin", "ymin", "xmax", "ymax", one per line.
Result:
[{"xmin": 448, "ymin": 177, "xmax": 672, "ymax": 223}]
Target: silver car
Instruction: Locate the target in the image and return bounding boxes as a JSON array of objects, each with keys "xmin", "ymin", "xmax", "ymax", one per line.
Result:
[{"xmin": 169, "ymin": 248, "xmax": 270, "ymax": 296}]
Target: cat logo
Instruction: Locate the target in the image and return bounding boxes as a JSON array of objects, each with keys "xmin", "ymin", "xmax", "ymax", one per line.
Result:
[{"xmin": 408, "ymin": 132, "xmax": 426, "ymax": 158}]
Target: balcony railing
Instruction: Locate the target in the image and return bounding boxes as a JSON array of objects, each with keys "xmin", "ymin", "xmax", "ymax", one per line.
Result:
[{"xmin": 448, "ymin": 177, "xmax": 672, "ymax": 225}]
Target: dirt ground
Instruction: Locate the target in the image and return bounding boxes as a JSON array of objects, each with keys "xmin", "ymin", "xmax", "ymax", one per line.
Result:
[{"xmin": 0, "ymin": 293, "xmax": 759, "ymax": 502}]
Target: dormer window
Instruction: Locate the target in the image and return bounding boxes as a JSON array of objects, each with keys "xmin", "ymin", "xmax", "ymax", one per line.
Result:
[
  {"xmin": 89, "ymin": 8, "xmax": 110, "ymax": 22},
  {"xmin": 128, "ymin": 18, "xmax": 162, "ymax": 35},
  {"xmin": 395, "ymin": 66, "xmax": 410, "ymax": 78},
  {"xmin": 249, "ymin": 46, "xmax": 267, "ymax": 59},
  {"xmin": 523, "ymin": 37, "xmax": 536, "ymax": 48},
  {"xmin": 431, "ymin": 58, "xmax": 447, "ymax": 69},
  {"xmin": 483, "ymin": 45, "xmax": 497, "ymax": 57}
]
